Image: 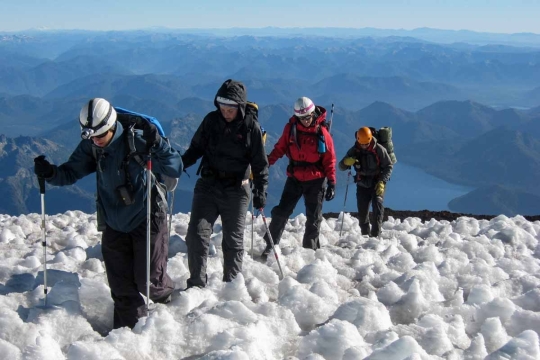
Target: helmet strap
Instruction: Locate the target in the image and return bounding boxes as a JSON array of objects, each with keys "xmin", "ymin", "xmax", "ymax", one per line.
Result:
[{"xmin": 86, "ymin": 99, "xmax": 94, "ymax": 127}]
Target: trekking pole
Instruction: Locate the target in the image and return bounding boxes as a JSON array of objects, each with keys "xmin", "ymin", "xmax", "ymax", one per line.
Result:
[
  {"xmin": 259, "ymin": 209, "xmax": 284, "ymax": 279},
  {"xmin": 146, "ymin": 153, "xmax": 152, "ymax": 313},
  {"xmin": 250, "ymin": 182, "xmax": 254, "ymax": 258},
  {"xmin": 339, "ymin": 171, "xmax": 351, "ymax": 238},
  {"xmin": 328, "ymin": 103, "xmax": 335, "ymax": 134},
  {"xmin": 168, "ymin": 191, "xmax": 175, "ymax": 242},
  {"xmin": 38, "ymin": 175, "xmax": 49, "ymax": 307}
]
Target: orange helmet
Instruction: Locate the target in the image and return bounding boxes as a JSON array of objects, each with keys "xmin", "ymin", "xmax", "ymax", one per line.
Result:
[{"xmin": 356, "ymin": 127, "xmax": 372, "ymax": 145}]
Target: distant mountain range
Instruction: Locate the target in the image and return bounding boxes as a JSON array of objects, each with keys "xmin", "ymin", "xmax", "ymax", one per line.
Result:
[
  {"xmin": 1, "ymin": 30, "xmax": 540, "ymax": 216},
  {"xmin": 1, "ymin": 31, "xmax": 540, "ymax": 117},
  {"xmin": 1, "ymin": 98, "xmax": 540, "ymax": 216},
  {"xmin": 3, "ymin": 27, "xmax": 540, "ymax": 47}
]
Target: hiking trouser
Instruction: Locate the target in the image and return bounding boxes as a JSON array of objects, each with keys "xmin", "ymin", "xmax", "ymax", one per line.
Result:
[
  {"xmin": 264, "ymin": 177, "xmax": 326, "ymax": 250},
  {"xmin": 186, "ymin": 178, "xmax": 250, "ymax": 288},
  {"xmin": 101, "ymin": 216, "xmax": 174, "ymax": 329},
  {"xmin": 356, "ymin": 185, "xmax": 385, "ymax": 237}
]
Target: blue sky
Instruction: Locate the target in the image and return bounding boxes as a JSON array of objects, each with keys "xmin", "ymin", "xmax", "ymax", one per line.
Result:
[{"xmin": 1, "ymin": 0, "xmax": 539, "ymax": 34}]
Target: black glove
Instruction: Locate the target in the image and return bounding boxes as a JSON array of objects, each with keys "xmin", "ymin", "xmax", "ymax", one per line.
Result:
[
  {"xmin": 141, "ymin": 121, "xmax": 161, "ymax": 152},
  {"xmin": 252, "ymin": 189, "xmax": 266, "ymax": 209},
  {"xmin": 325, "ymin": 183, "xmax": 335, "ymax": 201},
  {"xmin": 34, "ymin": 155, "xmax": 54, "ymax": 178}
]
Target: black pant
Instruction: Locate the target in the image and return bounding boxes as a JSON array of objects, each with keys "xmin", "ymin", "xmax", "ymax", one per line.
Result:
[
  {"xmin": 356, "ymin": 185, "xmax": 385, "ymax": 236},
  {"xmin": 101, "ymin": 216, "xmax": 174, "ymax": 329},
  {"xmin": 265, "ymin": 177, "xmax": 326, "ymax": 250},
  {"xmin": 186, "ymin": 178, "xmax": 250, "ymax": 288}
]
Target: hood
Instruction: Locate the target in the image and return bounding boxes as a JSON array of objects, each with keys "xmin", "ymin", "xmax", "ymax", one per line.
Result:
[
  {"xmin": 313, "ymin": 106, "xmax": 327, "ymax": 126},
  {"xmin": 214, "ymin": 79, "xmax": 248, "ymax": 119}
]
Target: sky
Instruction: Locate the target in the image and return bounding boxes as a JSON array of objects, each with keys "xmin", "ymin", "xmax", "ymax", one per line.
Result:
[
  {"xmin": 1, "ymin": 210, "xmax": 540, "ymax": 358},
  {"xmin": 1, "ymin": 0, "xmax": 540, "ymax": 34}
]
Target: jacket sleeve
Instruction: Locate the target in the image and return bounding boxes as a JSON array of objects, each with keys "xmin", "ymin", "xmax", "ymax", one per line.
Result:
[
  {"xmin": 47, "ymin": 141, "xmax": 96, "ymax": 186},
  {"xmin": 321, "ymin": 127, "xmax": 337, "ymax": 184},
  {"xmin": 134, "ymin": 133, "xmax": 183, "ymax": 178},
  {"xmin": 267, "ymin": 123, "xmax": 291, "ymax": 165},
  {"xmin": 181, "ymin": 114, "xmax": 210, "ymax": 169},
  {"xmin": 377, "ymin": 145, "xmax": 393, "ymax": 183},
  {"xmin": 250, "ymin": 122, "xmax": 269, "ymax": 193},
  {"xmin": 338, "ymin": 146, "xmax": 357, "ymax": 171}
]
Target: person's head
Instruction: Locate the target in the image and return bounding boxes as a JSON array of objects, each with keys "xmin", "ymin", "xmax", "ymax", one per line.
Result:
[
  {"xmin": 214, "ymin": 79, "xmax": 247, "ymax": 122},
  {"xmin": 216, "ymin": 96, "xmax": 239, "ymax": 122},
  {"xmin": 79, "ymin": 98, "xmax": 117, "ymax": 147},
  {"xmin": 294, "ymin": 97, "xmax": 315, "ymax": 127},
  {"xmin": 356, "ymin": 127, "xmax": 373, "ymax": 149}
]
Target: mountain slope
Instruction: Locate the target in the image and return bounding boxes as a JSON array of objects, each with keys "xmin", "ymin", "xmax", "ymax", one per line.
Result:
[
  {"xmin": 0, "ymin": 135, "xmax": 96, "ymax": 215},
  {"xmin": 448, "ymin": 185, "xmax": 540, "ymax": 216},
  {"xmin": 312, "ymin": 74, "xmax": 466, "ymax": 110}
]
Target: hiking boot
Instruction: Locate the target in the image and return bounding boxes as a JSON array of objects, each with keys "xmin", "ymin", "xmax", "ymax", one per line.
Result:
[
  {"xmin": 360, "ymin": 223, "xmax": 371, "ymax": 236},
  {"xmin": 152, "ymin": 293, "xmax": 172, "ymax": 304},
  {"xmin": 260, "ymin": 245, "xmax": 272, "ymax": 260}
]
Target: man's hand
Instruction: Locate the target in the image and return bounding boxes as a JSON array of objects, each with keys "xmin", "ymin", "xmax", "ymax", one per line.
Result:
[
  {"xmin": 252, "ymin": 189, "xmax": 266, "ymax": 209},
  {"xmin": 325, "ymin": 183, "xmax": 335, "ymax": 201},
  {"xmin": 34, "ymin": 155, "xmax": 54, "ymax": 178},
  {"xmin": 375, "ymin": 181, "xmax": 385, "ymax": 196},
  {"xmin": 343, "ymin": 157, "xmax": 356, "ymax": 167},
  {"xmin": 141, "ymin": 121, "xmax": 161, "ymax": 152}
]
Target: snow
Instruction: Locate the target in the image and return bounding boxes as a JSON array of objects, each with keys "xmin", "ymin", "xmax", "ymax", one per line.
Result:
[{"xmin": 0, "ymin": 210, "xmax": 540, "ymax": 359}]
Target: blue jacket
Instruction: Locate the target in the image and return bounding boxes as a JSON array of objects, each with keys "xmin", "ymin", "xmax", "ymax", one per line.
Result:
[{"xmin": 47, "ymin": 123, "xmax": 183, "ymax": 232}]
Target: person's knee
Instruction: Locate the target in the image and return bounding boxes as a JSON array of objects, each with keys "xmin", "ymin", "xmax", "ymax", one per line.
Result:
[
  {"xmin": 222, "ymin": 235, "xmax": 244, "ymax": 252},
  {"xmin": 187, "ymin": 219, "xmax": 212, "ymax": 244},
  {"xmin": 271, "ymin": 200, "xmax": 298, "ymax": 218}
]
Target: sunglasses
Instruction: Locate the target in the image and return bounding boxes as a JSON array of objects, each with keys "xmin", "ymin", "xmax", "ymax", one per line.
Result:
[
  {"xmin": 93, "ymin": 131, "xmax": 110, "ymax": 139},
  {"xmin": 296, "ymin": 113, "xmax": 313, "ymax": 121}
]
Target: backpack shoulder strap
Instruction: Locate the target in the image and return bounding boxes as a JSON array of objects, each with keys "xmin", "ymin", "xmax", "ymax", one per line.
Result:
[{"xmin": 243, "ymin": 114, "xmax": 255, "ymax": 151}]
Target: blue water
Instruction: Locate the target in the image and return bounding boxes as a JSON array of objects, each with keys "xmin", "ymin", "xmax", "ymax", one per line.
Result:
[{"xmin": 290, "ymin": 162, "xmax": 473, "ymax": 216}]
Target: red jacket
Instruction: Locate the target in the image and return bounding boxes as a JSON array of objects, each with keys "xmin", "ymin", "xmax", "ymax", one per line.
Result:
[{"xmin": 268, "ymin": 106, "xmax": 337, "ymax": 184}]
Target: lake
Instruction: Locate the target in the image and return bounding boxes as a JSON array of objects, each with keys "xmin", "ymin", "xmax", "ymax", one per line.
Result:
[{"xmin": 289, "ymin": 162, "xmax": 473, "ymax": 216}]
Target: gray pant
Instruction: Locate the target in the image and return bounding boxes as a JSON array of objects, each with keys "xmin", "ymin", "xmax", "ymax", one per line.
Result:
[
  {"xmin": 101, "ymin": 216, "xmax": 174, "ymax": 329},
  {"xmin": 265, "ymin": 177, "xmax": 326, "ymax": 250},
  {"xmin": 186, "ymin": 178, "xmax": 250, "ymax": 288},
  {"xmin": 356, "ymin": 185, "xmax": 385, "ymax": 236}
]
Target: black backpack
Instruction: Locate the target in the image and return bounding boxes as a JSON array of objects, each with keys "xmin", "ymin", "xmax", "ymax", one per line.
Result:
[{"xmin": 243, "ymin": 101, "xmax": 265, "ymax": 155}]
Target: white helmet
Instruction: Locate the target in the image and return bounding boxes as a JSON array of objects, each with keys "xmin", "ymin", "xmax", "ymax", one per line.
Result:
[
  {"xmin": 293, "ymin": 97, "xmax": 315, "ymax": 118},
  {"xmin": 79, "ymin": 98, "xmax": 117, "ymax": 139}
]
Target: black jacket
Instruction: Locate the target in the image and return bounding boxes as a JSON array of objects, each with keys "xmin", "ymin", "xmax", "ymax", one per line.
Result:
[
  {"xmin": 338, "ymin": 138, "xmax": 393, "ymax": 188},
  {"xmin": 182, "ymin": 80, "xmax": 269, "ymax": 193}
]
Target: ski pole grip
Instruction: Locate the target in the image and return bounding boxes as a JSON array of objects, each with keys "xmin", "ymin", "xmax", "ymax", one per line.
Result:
[
  {"xmin": 146, "ymin": 154, "xmax": 152, "ymax": 171},
  {"xmin": 38, "ymin": 177, "xmax": 45, "ymax": 194}
]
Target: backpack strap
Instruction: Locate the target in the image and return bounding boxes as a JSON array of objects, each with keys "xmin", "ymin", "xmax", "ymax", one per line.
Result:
[
  {"xmin": 244, "ymin": 115, "xmax": 254, "ymax": 156},
  {"xmin": 369, "ymin": 146, "xmax": 380, "ymax": 167}
]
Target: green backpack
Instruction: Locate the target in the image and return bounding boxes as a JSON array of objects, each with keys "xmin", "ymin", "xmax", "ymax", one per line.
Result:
[{"xmin": 369, "ymin": 126, "xmax": 397, "ymax": 164}]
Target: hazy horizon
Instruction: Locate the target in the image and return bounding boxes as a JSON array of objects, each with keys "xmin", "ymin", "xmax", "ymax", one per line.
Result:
[
  {"xmin": 1, "ymin": 0, "xmax": 539, "ymax": 34},
  {"xmin": 1, "ymin": 26, "xmax": 539, "ymax": 36}
]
